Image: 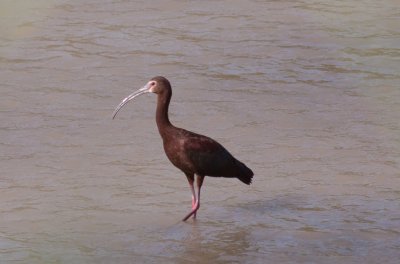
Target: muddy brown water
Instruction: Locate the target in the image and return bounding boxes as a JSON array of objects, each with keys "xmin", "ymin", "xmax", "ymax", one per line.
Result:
[{"xmin": 1, "ymin": 0, "xmax": 399, "ymax": 263}]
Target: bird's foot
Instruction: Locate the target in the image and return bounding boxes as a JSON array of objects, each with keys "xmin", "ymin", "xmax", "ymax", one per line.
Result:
[{"xmin": 182, "ymin": 202, "xmax": 200, "ymax": 221}]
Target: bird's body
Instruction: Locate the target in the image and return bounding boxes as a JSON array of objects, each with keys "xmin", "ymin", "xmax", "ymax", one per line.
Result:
[
  {"xmin": 112, "ymin": 76, "xmax": 253, "ymax": 221},
  {"xmin": 162, "ymin": 126, "xmax": 253, "ymax": 184}
]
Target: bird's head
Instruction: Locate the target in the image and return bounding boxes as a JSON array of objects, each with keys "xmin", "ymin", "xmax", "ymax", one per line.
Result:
[{"xmin": 112, "ymin": 76, "xmax": 171, "ymax": 119}]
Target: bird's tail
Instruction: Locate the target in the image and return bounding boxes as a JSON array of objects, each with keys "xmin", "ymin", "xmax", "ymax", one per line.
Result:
[{"xmin": 235, "ymin": 160, "xmax": 254, "ymax": 185}]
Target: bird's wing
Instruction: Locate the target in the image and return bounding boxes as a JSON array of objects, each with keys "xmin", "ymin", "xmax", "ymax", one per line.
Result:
[{"xmin": 182, "ymin": 132, "xmax": 235, "ymax": 176}]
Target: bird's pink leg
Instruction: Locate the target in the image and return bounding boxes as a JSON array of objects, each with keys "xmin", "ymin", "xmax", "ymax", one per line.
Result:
[
  {"xmin": 183, "ymin": 175, "xmax": 204, "ymax": 221},
  {"xmin": 190, "ymin": 182, "xmax": 197, "ymax": 218},
  {"xmin": 183, "ymin": 173, "xmax": 196, "ymax": 221}
]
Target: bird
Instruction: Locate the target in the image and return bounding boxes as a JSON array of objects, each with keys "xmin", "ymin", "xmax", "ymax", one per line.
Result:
[{"xmin": 112, "ymin": 76, "xmax": 253, "ymax": 221}]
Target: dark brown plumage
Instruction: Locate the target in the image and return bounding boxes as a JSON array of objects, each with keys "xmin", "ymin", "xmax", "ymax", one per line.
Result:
[{"xmin": 113, "ymin": 76, "xmax": 253, "ymax": 221}]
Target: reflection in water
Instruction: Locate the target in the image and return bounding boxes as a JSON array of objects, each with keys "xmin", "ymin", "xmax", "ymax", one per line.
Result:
[
  {"xmin": 153, "ymin": 220, "xmax": 251, "ymax": 263},
  {"xmin": 1, "ymin": 0, "xmax": 400, "ymax": 263}
]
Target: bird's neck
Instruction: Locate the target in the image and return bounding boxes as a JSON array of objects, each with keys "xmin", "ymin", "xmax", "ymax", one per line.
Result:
[{"xmin": 156, "ymin": 90, "xmax": 173, "ymax": 139}]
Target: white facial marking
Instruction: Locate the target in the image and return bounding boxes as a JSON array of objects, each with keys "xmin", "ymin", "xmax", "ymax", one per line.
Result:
[{"xmin": 149, "ymin": 81, "xmax": 156, "ymax": 93}]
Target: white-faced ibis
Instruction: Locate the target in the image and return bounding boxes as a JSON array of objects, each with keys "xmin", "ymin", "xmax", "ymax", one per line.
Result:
[{"xmin": 112, "ymin": 76, "xmax": 253, "ymax": 221}]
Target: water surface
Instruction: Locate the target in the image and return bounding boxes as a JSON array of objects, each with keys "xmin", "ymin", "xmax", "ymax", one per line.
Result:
[{"xmin": 1, "ymin": 0, "xmax": 399, "ymax": 263}]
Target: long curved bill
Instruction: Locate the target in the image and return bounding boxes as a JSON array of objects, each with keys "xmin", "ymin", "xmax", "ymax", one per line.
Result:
[{"xmin": 112, "ymin": 85, "xmax": 151, "ymax": 119}]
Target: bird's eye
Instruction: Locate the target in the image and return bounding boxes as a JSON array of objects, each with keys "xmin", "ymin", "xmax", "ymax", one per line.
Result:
[{"xmin": 150, "ymin": 81, "xmax": 156, "ymax": 86}]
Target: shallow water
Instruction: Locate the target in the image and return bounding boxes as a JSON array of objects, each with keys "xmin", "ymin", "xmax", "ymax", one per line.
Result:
[{"xmin": 1, "ymin": 0, "xmax": 400, "ymax": 263}]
